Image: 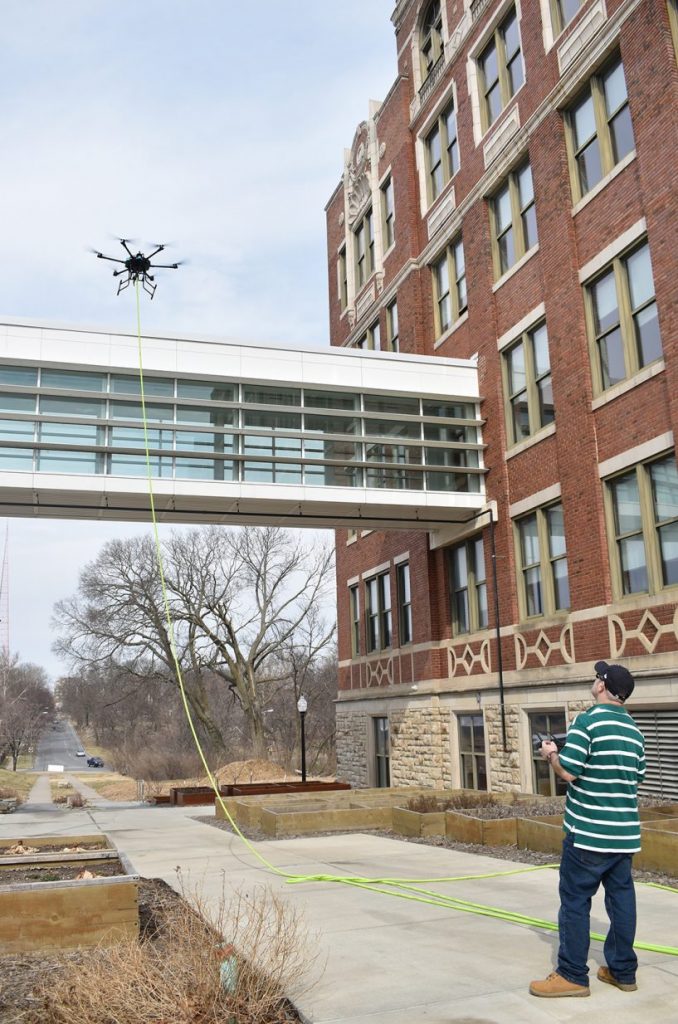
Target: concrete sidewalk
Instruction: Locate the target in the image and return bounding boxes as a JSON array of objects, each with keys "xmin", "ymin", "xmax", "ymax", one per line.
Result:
[{"xmin": 4, "ymin": 802, "xmax": 677, "ymax": 1023}]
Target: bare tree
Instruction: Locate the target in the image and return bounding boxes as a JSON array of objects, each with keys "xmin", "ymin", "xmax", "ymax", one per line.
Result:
[
  {"xmin": 0, "ymin": 655, "xmax": 53, "ymax": 770},
  {"xmin": 53, "ymin": 526, "xmax": 336, "ymax": 760}
]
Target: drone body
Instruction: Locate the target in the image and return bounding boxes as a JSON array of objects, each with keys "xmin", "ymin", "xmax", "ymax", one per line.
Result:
[{"xmin": 92, "ymin": 238, "xmax": 181, "ymax": 298}]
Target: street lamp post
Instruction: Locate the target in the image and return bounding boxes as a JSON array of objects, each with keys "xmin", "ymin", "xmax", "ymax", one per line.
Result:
[{"xmin": 297, "ymin": 695, "xmax": 308, "ymax": 784}]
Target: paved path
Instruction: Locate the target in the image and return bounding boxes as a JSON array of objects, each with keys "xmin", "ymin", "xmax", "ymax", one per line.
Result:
[
  {"xmin": 24, "ymin": 772, "xmax": 54, "ymax": 808},
  {"xmin": 3, "ymin": 802, "xmax": 677, "ymax": 1023}
]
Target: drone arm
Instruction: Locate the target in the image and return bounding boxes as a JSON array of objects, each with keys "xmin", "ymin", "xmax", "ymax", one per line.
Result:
[
  {"xmin": 146, "ymin": 245, "xmax": 165, "ymax": 260},
  {"xmin": 120, "ymin": 239, "xmax": 135, "ymax": 258},
  {"xmin": 149, "ymin": 262, "xmax": 180, "ymax": 270},
  {"xmin": 96, "ymin": 253, "xmax": 125, "ymax": 265}
]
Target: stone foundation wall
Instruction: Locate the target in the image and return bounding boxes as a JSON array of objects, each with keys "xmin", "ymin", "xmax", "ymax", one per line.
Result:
[
  {"xmin": 336, "ymin": 707, "xmax": 369, "ymax": 787},
  {"xmin": 486, "ymin": 704, "xmax": 522, "ymax": 792},
  {"xmin": 389, "ymin": 707, "xmax": 451, "ymax": 788}
]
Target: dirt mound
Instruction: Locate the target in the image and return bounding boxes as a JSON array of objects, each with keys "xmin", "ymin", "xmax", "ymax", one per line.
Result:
[
  {"xmin": 95, "ymin": 779, "xmax": 139, "ymax": 800},
  {"xmin": 207, "ymin": 759, "xmax": 293, "ymax": 786}
]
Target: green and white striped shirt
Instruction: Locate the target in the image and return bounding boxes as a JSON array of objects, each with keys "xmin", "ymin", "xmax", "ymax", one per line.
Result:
[{"xmin": 558, "ymin": 704, "xmax": 646, "ymax": 853}]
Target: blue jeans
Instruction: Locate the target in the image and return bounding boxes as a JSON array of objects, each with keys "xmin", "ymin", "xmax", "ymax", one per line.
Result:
[{"xmin": 557, "ymin": 831, "xmax": 638, "ymax": 987}]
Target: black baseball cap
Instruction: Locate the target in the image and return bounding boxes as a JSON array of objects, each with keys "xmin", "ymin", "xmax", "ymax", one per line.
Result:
[{"xmin": 594, "ymin": 661, "xmax": 635, "ymax": 702}]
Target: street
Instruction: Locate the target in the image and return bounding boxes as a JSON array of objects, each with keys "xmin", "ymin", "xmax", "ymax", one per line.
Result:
[{"xmin": 32, "ymin": 718, "xmax": 101, "ymax": 771}]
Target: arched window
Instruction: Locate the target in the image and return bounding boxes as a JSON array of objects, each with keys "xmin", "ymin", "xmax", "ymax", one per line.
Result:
[{"xmin": 420, "ymin": 1, "xmax": 444, "ymax": 80}]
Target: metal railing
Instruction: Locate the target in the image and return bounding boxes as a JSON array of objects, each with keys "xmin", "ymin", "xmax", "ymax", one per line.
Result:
[
  {"xmin": 418, "ymin": 53, "xmax": 445, "ymax": 104},
  {"xmin": 470, "ymin": 0, "xmax": 494, "ymax": 22}
]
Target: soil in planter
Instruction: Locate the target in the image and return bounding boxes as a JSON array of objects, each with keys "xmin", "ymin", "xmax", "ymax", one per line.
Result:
[
  {"xmin": 405, "ymin": 794, "xmax": 669, "ymax": 819},
  {"xmin": 1, "ymin": 859, "xmax": 125, "ymax": 884},
  {"xmin": 1, "ymin": 841, "xmax": 107, "ymax": 855}
]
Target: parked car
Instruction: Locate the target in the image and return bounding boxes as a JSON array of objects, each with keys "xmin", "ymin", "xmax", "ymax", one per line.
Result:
[
  {"xmin": 75, "ymin": 749, "xmax": 86, "ymax": 757},
  {"xmin": 87, "ymin": 756, "xmax": 104, "ymax": 768}
]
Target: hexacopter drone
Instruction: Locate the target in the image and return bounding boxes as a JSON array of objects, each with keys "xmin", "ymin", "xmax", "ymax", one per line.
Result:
[{"xmin": 92, "ymin": 238, "xmax": 182, "ymax": 298}]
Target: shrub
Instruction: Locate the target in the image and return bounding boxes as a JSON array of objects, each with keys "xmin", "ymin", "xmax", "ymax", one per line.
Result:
[
  {"xmin": 34, "ymin": 883, "xmax": 317, "ymax": 1024},
  {"xmin": 405, "ymin": 793, "xmax": 495, "ymax": 814},
  {"xmin": 0, "ymin": 785, "xmax": 22, "ymax": 804}
]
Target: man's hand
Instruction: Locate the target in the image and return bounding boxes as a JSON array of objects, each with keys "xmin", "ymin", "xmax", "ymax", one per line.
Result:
[{"xmin": 541, "ymin": 740, "xmax": 557, "ymax": 761}]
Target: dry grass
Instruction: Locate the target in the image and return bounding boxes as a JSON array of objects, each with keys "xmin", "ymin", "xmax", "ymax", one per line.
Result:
[
  {"xmin": 50, "ymin": 782, "xmax": 74, "ymax": 805},
  {"xmin": 30, "ymin": 882, "xmax": 315, "ymax": 1024},
  {"xmin": 406, "ymin": 793, "xmax": 496, "ymax": 814},
  {"xmin": 0, "ymin": 768, "xmax": 39, "ymax": 801},
  {"xmin": 207, "ymin": 760, "xmax": 293, "ymax": 786}
]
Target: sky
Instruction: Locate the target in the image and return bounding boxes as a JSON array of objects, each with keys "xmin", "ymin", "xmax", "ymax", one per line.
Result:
[{"xmin": 1, "ymin": 1, "xmax": 398, "ymax": 679}]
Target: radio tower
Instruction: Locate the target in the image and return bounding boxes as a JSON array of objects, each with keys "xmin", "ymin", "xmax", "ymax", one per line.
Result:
[{"xmin": 0, "ymin": 524, "xmax": 9, "ymax": 658}]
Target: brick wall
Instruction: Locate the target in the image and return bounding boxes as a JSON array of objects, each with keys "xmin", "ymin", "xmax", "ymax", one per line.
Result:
[{"xmin": 330, "ymin": 0, "xmax": 678, "ymax": 790}]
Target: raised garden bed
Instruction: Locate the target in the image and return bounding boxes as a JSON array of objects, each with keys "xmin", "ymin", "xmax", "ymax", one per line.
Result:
[
  {"xmin": 0, "ymin": 834, "xmax": 139, "ymax": 953},
  {"xmin": 227, "ymin": 788, "xmax": 487, "ymax": 837},
  {"xmin": 170, "ymin": 780, "xmax": 351, "ymax": 807},
  {"xmin": 0, "ymin": 878, "xmax": 303, "ymax": 1024},
  {"xmin": 0, "ymin": 834, "xmax": 110, "ymax": 854}
]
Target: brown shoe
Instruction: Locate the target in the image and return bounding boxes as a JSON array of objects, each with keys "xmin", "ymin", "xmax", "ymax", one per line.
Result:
[
  {"xmin": 597, "ymin": 966, "xmax": 637, "ymax": 991},
  {"xmin": 529, "ymin": 972, "xmax": 590, "ymax": 997}
]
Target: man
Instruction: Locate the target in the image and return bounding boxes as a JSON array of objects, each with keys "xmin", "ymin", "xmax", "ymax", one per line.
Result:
[{"xmin": 529, "ymin": 661, "xmax": 646, "ymax": 998}]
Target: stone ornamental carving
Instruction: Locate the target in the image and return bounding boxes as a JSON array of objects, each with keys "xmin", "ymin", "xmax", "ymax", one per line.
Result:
[
  {"xmin": 608, "ymin": 606, "xmax": 678, "ymax": 657},
  {"xmin": 514, "ymin": 624, "xmax": 575, "ymax": 669},
  {"xmin": 346, "ymin": 122, "xmax": 373, "ymax": 225}
]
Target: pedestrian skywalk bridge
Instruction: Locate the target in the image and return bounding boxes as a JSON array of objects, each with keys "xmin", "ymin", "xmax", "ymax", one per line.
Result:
[{"xmin": 0, "ymin": 319, "xmax": 485, "ymax": 529}]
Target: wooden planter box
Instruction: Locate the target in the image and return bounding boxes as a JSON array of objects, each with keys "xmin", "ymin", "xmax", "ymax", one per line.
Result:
[
  {"xmin": 259, "ymin": 802, "xmax": 393, "ymax": 838},
  {"xmin": 444, "ymin": 811, "xmax": 518, "ymax": 846},
  {"xmin": 636, "ymin": 818, "xmax": 678, "ymax": 873},
  {"xmin": 516, "ymin": 816, "xmax": 563, "ymax": 854},
  {"xmin": 392, "ymin": 806, "xmax": 446, "ymax": 837},
  {"xmin": 0, "ymin": 835, "xmax": 139, "ymax": 953}
]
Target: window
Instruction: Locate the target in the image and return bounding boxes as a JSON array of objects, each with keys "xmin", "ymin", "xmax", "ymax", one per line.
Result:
[
  {"xmin": 41, "ymin": 369, "xmax": 107, "ymax": 392},
  {"xmin": 420, "ymin": 0, "xmax": 443, "ymax": 80},
  {"xmin": 567, "ymin": 57, "xmax": 635, "ymax": 202},
  {"xmin": 459, "ymin": 714, "xmax": 487, "ymax": 790},
  {"xmin": 432, "ymin": 238, "xmax": 467, "ymax": 337},
  {"xmin": 111, "ymin": 374, "xmax": 174, "ymax": 397},
  {"xmin": 349, "ymin": 584, "xmax": 361, "ymax": 655},
  {"xmin": 477, "ymin": 8, "xmax": 524, "ymax": 131},
  {"xmin": 425, "ymin": 100, "xmax": 459, "ymax": 202},
  {"xmin": 365, "ymin": 570, "xmax": 392, "ymax": 652},
  {"xmin": 373, "ymin": 717, "xmax": 391, "ymax": 787},
  {"xmin": 529, "ymin": 711, "xmax": 568, "ymax": 796},
  {"xmin": 551, "ymin": 0, "xmax": 583, "ymax": 34},
  {"xmin": 386, "ymin": 301, "xmax": 399, "ymax": 352},
  {"xmin": 397, "ymin": 562, "xmax": 412, "ymax": 644},
  {"xmin": 40, "ymin": 395, "xmax": 106, "ymax": 418},
  {"xmin": 670, "ymin": 0, "xmax": 678, "ymax": 63},
  {"xmin": 516, "ymin": 502, "xmax": 569, "ymax": 618},
  {"xmin": 606, "ymin": 453, "xmax": 678, "ymax": 597},
  {"xmin": 448, "ymin": 536, "xmax": 488, "ymax": 635},
  {"xmin": 586, "ymin": 239, "xmax": 661, "ymax": 393},
  {"xmin": 502, "ymin": 322, "xmax": 554, "ymax": 445},
  {"xmin": 354, "ymin": 209, "xmax": 374, "ymax": 289},
  {"xmin": 0, "ymin": 366, "xmax": 38, "ymax": 387},
  {"xmin": 491, "ymin": 161, "xmax": 537, "ymax": 277},
  {"xmin": 381, "ymin": 177, "xmax": 395, "ymax": 249},
  {"xmin": 338, "ymin": 246, "xmax": 348, "ymax": 310},
  {"xmin": 355, "ymin": 321, "xmax": 380, "ymax": 351}
]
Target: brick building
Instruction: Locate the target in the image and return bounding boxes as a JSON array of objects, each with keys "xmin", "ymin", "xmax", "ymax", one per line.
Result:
[{"xmin": 325, "ymin": 0, "xmax": 678, "ymax": 796}]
